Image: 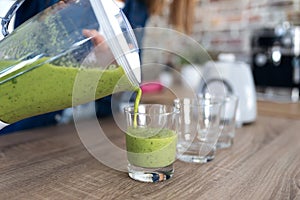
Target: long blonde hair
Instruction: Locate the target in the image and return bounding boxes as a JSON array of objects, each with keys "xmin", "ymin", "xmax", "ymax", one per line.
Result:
[
  {"xmin": 169, "ymin": 0, "xmax": 196, "ymax": 35},
  {"xmin": 143, "ymin": 0, "xmax": 196, "ymax": 35}
]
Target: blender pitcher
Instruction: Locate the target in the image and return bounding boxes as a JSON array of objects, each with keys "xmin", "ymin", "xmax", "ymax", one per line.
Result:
[{"xmin": 0, "ymin": 0, "xmax": 141, "ymax": 129}]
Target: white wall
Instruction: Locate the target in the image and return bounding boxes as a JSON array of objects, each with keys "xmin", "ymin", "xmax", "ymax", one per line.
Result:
[{"xmin": 0, "ymin": 0, "xmax": 16, "ymax": 41}]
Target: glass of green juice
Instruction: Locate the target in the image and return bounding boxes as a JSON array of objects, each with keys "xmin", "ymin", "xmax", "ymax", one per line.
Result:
[{"xmin": 124, "ymin": 104, "xmax": 179, "ymax": 183}]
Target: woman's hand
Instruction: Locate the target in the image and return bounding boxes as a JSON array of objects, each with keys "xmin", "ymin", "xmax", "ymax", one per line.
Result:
[
  {"xmin": 82, "ymin": 29, "xmax": 116, "ymax": 66},
  {"xmin": 82, "ymin": 29, "xmax": 106, "ymax": 46}
]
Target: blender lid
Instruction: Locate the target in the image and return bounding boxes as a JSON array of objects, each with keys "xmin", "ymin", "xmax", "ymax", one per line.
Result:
[{"xmin": 89, "ymin": 0, "xmax": 141, "ymax": 86}]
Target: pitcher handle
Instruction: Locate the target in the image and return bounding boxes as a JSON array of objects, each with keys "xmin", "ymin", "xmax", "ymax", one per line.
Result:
[{"xmin": 1, "ymin": 0, "xmax": 25, "ymax": 37}]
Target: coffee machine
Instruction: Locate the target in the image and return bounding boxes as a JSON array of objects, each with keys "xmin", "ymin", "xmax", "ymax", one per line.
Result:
[{"xmin": 251, "ymin": 22, "xmax": 300, "ymax": 101}]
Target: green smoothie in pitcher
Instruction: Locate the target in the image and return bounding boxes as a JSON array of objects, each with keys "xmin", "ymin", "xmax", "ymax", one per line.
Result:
[{"xmin": 0, "ymin": 58, "xmax": 138, "ymax": 124}]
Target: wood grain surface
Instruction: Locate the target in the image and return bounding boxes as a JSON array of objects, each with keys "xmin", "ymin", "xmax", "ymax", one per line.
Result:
[{"xmin": 0, "ymin": 111, "xmax": 300, "ymax": 199}]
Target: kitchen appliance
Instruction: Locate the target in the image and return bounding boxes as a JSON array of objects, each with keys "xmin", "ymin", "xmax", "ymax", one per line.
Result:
[
  {"xmin": 0, "ymin": 0, "xmax": 141, "ymax": 129},
  {"xmin": 251, "ymin": 22, "xmax": 300, "ymax": 99},
  {"xmin": 1, "ymin": 0, "xmax": 141, "ymax": 83},
  {"xmin": 199, "ymin": 54, "xmax": 257, "ymax": 126}
]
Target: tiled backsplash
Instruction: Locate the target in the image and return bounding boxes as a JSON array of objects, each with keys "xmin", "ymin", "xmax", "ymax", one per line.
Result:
[
  {"xmin": 194, "ymin": 0, "xmax": 299, "ymax": 55},
  {"xmin": 143, "ymin": 0, "xmax": 299, "ymax": 66}
]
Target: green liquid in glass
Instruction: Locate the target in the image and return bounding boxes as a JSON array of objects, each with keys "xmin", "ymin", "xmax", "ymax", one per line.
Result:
[{"xmin": 126, "ymin": 127, "xmax": 177, "ymax": 168}]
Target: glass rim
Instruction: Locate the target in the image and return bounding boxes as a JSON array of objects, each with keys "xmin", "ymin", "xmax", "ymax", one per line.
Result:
[
  {"xmin": 198, "ymin": 93, "xmax": 239, "ymax": 102},
  {"xmin": 124, "ymin": 104, "xmax": 179, "ymax": 116},
  {"xmin": 174, "ymin": 97, "xmax": 223, "ymax": 108}
]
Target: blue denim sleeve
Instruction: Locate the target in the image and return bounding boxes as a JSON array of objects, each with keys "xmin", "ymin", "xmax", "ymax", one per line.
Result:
[{"xmin": 122, "ymin": 0, "xmax": 149, "ymax": 29}]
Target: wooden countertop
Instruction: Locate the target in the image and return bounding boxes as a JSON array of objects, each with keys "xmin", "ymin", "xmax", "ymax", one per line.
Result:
[{"xmin": 0, "ymin": 89, "xmax": 300, "ymax": 199}]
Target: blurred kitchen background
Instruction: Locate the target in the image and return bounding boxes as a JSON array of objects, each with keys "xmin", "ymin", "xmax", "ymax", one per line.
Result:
[
  {"xmin": 141, "ymin": 0, "xmax": 300, "ymax": 102},
  {"xmin": 1, "ymin": 0, "xmax": 299, "ymax": 102}
]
